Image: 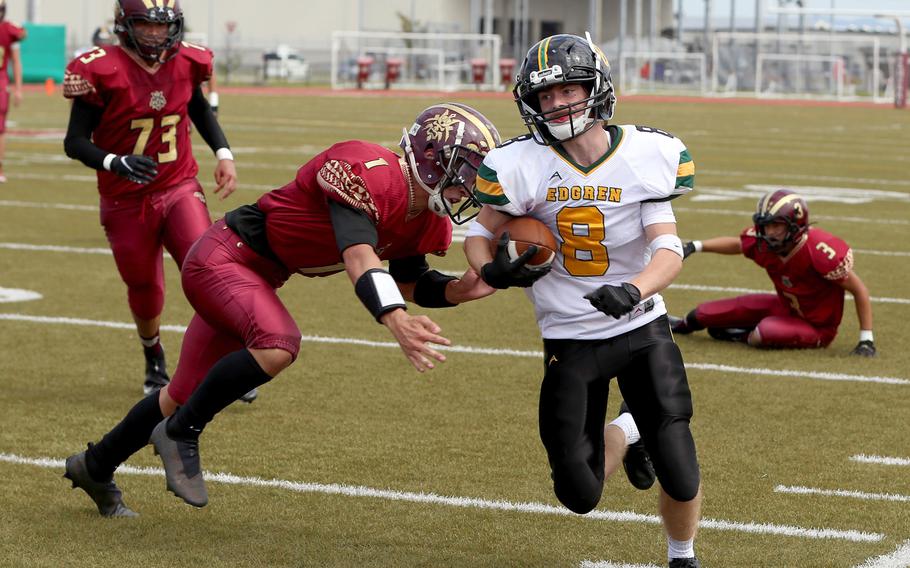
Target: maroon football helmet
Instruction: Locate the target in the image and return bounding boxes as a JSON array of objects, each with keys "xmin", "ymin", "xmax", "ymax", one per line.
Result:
[
  {"xmin": 752, "ymin": 189, "xmax": 810, "ymax": 252},
  {"xmin": 400, "ymin": 103, "xmax": 500, "ymax": 224},
  {"xmin": 114, "ymin": 0, "xmax": 184, "ymax": 62}
]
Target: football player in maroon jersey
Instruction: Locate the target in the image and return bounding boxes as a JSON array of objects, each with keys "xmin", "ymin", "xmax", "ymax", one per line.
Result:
[
  {"xmin": 670, "ymin": 189, "xmax": 875, "ymax": 356},
  {"xmin": 0, "ymin": 0, "xmax": 26, "ymax": 183},
  {"xmin": 63, "ymin": 0, "xmax": 237, "ymax": 396},
  {"xmin": 64, "ymin": 102, "xmax": 502, "ymax": 516}
]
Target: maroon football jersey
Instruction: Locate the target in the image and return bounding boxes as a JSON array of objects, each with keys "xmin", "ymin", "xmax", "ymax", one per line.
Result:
[
  {"xmin": 257, "ymin": 141, "xmax": 452, "ymax": 276},
  {"xmin": 0, "ymin": 21, "xmax": 26, "ymax": 85},
  {"xmin": 742, "ymin": 226, "xmax": 852, "ymax": 329},
  {"xmin": 63, "ymin": 43, "xmax": 213, "ymax": 197}
]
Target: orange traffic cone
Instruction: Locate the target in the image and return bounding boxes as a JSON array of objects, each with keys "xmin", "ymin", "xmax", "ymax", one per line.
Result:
[{"xmin": 45, "ymin": 77, "xmax": 55, "ymax": 95}]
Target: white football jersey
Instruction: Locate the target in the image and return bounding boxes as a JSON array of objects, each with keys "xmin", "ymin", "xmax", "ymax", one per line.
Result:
[{"xmin": 474, "ymin": 124, "xmax": 695, "ymax": 340}]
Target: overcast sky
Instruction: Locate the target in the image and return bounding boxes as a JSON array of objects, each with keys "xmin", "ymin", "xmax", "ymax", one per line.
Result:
[{"xmin": 680, "ymin": 0, "xmax": 910, "ymax": 28}]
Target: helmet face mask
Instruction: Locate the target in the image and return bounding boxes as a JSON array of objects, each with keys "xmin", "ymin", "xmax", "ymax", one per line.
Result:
[
  {"xmin": 752, "ymin": 190, "xmax": 810, "ymax": 253},
  {"xmin": 400, "ymin": 103, "xmax": 500, "ymax": 225},
  {"xmin": 114, "ymin": 0, "xmax": 184, "ymax": 63},
  {"xmin": 514, "ymin": 33, "xmax": 616, "ymax": 145}
]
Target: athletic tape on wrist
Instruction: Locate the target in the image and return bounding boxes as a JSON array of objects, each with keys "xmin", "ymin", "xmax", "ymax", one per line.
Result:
[
  {"xmin": 215, "ymin": 148, "xmax": 234, "ymax": 161},
  {"xmin": 355, "ymin": 268, "xmax": 407, "ymax": 322},
  {"xmin": 103, "ymin": 153, "xmax": 117, "ymax": 171}
]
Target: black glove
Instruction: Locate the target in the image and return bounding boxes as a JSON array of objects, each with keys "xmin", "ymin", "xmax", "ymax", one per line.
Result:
[
  {"xmin": 584, "ymin": 282, "xmax": 642, "ymax": 319},
  {"xmin": 480, "ymin": 232, "xmax": 552, "ymax": 289},
  {"xmin": 850, "ymin": 340, "xmax": 876, "ymax": 357},
  {"xmin": 110, "ymin": 154, "xmax": 158, "ymax": 184},
  {"xmin": 682, "ymin": 241, "xmax": 696, "ymax": 260}
]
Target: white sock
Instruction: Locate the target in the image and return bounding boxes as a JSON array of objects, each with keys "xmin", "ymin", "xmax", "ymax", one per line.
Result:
[
  {"xmin": 140, "ymin": 334, "xmax": 160, "ymax": 348},
  {"xmin": 609, "ymin": 412, "xmax": 641, "ymax": 445},
  {"xmin": 667, "ymin": 536, "xmax": 695, "ymax": 560}
]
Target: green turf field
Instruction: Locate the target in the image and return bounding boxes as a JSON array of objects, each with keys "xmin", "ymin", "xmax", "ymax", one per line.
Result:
[{"xmin": 0, "ymin": 90, "xmax": 908, "ymax": 568}]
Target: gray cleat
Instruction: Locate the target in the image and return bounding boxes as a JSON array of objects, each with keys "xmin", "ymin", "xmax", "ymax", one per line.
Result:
[
  {"xmin": 149, "ymin": 418, "xmax": 208, "ymax": 507},
  {"xmin": 238, "ymin": 388, "xmax": 258, "ymax": 404},
  {"xmin": 64, "ymin": 450, "xmax": 138, "ymax": 518}
]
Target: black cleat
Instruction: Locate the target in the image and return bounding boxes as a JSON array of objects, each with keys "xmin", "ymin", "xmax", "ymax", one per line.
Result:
[
  {"xmin": 669, "ymin": 557, "xmax": 701, "ymax": 568},
  {"xmin": 707, "ymin": 326, "xmax": 752, "ymax": 343},
  {"xmin": 143, "ymin": 351, "xmax": 170, "ymax": 395},
  {"xmin": 619, "ymin": 402, "xmax": 656, "ymax": 491},
  {"xmin": 238, "ymin": 388, "xmax": 258, "ymax": 404},
  {"xmin": 668, "ymin": 315, "xmax": 693, "ymax": 334},
  {"xmin": 150, "ymin": 418, "xmax": 208, "ymax": 507},
  {"xmin": 64, "ymin": 450, "xmax": 138, "ymax": 518}
]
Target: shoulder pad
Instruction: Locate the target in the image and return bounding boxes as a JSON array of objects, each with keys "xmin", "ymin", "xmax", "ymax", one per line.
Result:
[{"xmin": 497, "ymin": 133, "xmax": 533, "ymax": 148}]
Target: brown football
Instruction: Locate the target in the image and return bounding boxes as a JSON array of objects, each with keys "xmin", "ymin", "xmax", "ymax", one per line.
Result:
[{"xmin": 490, "ymin": 216, "xmax": 558, "ymax": 268}]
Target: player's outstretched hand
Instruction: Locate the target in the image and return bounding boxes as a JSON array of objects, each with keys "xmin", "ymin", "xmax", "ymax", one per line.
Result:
[
  {"xmin": 585, "ymin": 282, "xmax": 642, "ymax": 319},
  {"xmin": 682, "ymin": 241, "xmax": 696, "ymax": 260},
  {"xmin": 381, "ymin": 309, "xmax": 450, "ymax": 372},
  {"xmin": 213, "ymin": 159, "xmax": 237, "ymax": 200},
  {"xmin": 111, "ymin": 155, "xmax": 158, "ymax": 184},
  {"xmin": 481, "ymin": 232, "xmax": 551, "ymax": 289},
  {"xmin": 850, "ymin": 339, "xmax": 876, "ymax": 357},
  {"xmin": 447, "ymin": 268, "xmax": 496, "ymax": 303}
]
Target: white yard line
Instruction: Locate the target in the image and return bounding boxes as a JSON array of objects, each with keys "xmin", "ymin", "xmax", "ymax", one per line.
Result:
[
  {"xmin": 854, "ymin": 540, "xmax": 910, "ymax": 568},
  {"xmin": 0, "ymin": 452, "xmax": 884, "ymax": 543},
  {"xmin": 850, "ymin": 455, "xmax": 910, "ymax": 467},
  {"xmin": 580, "ymin": 562, "xmax": 661, "ymax": 568},
  {"xmin": 775, "ymin": 485, "xmax": 910, "ymax": 503},
  {"xmin": 0, "ymin": 313, "xmax": 907, "ymax": 385}
]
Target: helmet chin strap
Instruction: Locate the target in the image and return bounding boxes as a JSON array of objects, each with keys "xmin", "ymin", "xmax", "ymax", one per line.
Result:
[
  {"xmin": 545, "ymin": 109, "xmax": 595, "ymax": 141},
  {"xmin": 401, "ymin": 128, "xmax": 448, "ymax": 218}
]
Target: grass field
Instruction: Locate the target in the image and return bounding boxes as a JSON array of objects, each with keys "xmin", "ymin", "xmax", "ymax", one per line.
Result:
[{"xmin": 0, "ymin": 88, "xmax": 908, "ymax": 568}]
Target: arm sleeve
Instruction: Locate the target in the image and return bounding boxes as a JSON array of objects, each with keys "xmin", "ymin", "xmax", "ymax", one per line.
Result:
[
  {"xmin": 63, "ymin": 98, "xmax": 109, "ymax": 171},
  {"xmin": 389, "ymin": 255, "xmax": 430, "ymax": 283},
  {"xmin": 187, "ymin": 86, "xmax": 229, "ymax": 153},
  {"xmin": 328, "ymin": 200, "xmax": 379, "ymax": 253}
]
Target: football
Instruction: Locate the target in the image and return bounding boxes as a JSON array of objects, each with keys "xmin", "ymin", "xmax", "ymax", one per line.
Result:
[{"xmin": 490, "ymin": 216, "xmax": 558, "ymax": 268}]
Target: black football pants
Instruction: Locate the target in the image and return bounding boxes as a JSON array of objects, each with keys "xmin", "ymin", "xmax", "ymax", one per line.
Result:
[{"xmin": 539, "ymin": 315, "xmax": 700, "ymax": 514}]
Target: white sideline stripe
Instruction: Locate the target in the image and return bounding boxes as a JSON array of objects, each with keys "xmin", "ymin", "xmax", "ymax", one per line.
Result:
[
  {"xmin": 775, "ymin": 485, "xmax": 910, "ymax": 503},
  {"xmin": 851, "ymin": 454, "xmax": 910, "ymax": 467},
  {"xmin": 0, "ymin": 199, "xmax": 99, "ymax": 211},
  {"xmin": 673, "ymin": 206, "xmax": 910, "ymax": 226},
  {"xmin": 668, "ymin": 283, "xmax": 909, "ymax": 306},
  {"xmin": 1, "ymin": 313, "xmax": 908, "ymax": 385},
  {"xmin": 0, "ymin": 452, "xmax": 884, "ymax": 543},
  {"xmin": 6, "ymin": 242, "xmax": 908, "ymax": 305},
  {"xmin": 580, "ymin": 562, "xmax": 660, "ymax": 568},
  {"xmin": 854, "ymin": 540, "xmax": 910, "ymax": 568}
]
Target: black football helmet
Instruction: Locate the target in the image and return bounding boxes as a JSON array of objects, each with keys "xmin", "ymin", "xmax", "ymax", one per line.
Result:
[
  {"xmin": 514, "ymin": 33, "xmax": 616, "ymax": 145},
  {"xmin": 752, "ymin": 189, "xmax": 810, "ymax": 252},
  {"xmin": 400, "ymin": 103, "xmax": 501, "ymax": 224},
  {"xmin": 114, "ymin": 0, "xmax": 184, "ymax": 63}
]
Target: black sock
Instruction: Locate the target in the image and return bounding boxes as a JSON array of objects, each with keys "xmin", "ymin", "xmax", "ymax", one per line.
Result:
[
  {"xmin": 167, "ymin": 349, "xmax": 273, "ymax": 440},
  {"xmin": 685, "ymin": 309, "xmax": 705, "ymax": 331},
  {"xmin": 85, "ymin": 393, "xmax": 164, "ymax": 482}
]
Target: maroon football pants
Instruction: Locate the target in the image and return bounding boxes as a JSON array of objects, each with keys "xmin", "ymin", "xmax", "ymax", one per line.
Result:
[
  {"xmin": 695, "ymin": 293, "xmax": 836, "ymax": 348},
  {"xmin": 100, "ymin": 178, "xmax": 211, "ymax": 321},
  {"xmin": 167, "ymin": 220, "xmax": 301, "ymax": 405}
]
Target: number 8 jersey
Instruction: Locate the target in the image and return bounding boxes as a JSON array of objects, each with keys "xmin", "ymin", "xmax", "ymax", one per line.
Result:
[
  {"xmin": 474, "ymin": 124, "xmax": 695, "ymax": 340},
  {"xmin": 63, "ymin": 43, "xmax": 214, "ymax": 197}
]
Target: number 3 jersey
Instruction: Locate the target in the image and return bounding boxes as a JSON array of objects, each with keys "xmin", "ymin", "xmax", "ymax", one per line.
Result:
[
  {"xmin": 63, "ymin": 44, "xmax": 214, "ymax": 197},
  {"xmin": 474, "ymin": 125, "xmax": 695, "ymax": 340},
  {"xmin": 741, "ymin": 226, "xmax": 851, "ymax": 330}
]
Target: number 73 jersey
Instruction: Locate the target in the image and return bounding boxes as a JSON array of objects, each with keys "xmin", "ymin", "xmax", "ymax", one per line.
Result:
[
  {"xmin": 64, "ymin": 44, "xmax": 214, "ymax": 197},
  {"xmin": 474, "ymin": 124, "xmax": 695, "ymax": 340}
]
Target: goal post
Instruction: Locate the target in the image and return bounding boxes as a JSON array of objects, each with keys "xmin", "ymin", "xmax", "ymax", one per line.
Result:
[{"xmin": 330, "ymin": 31, "xmax": 502, "ymax": 92}]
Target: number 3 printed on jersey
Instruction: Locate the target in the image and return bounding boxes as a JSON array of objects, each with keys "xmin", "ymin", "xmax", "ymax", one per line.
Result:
[
  {"xmin": 130, "ymin": 115, "xmax": 181, "ymax": 163},
  {"xmin": 556, "ymin": 206, "xmax": 609, "ymax": 276}
]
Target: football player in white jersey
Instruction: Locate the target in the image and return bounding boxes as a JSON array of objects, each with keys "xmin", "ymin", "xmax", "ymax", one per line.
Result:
[{"xmin": 464, "ymin": 33, "xmax": 702, "ymax": 568}]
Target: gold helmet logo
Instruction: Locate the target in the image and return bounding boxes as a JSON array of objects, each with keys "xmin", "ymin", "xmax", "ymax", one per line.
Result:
[{"xmin": 423, "ymin": 111, "xmax": 459, "ymax": 143}]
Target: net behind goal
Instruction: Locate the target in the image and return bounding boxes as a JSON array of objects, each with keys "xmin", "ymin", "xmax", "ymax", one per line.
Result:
[{"xmin": 330, "ymin": 31, "xmax": 503, "ymax": 92}]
